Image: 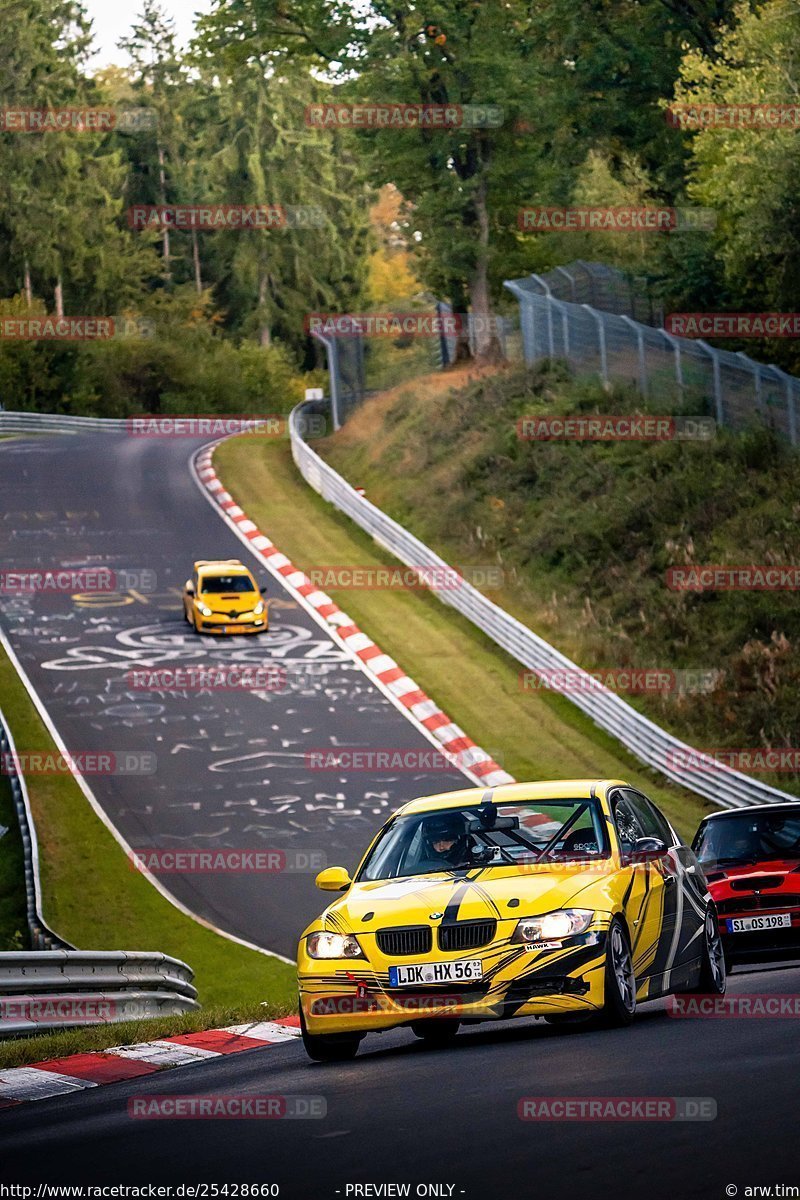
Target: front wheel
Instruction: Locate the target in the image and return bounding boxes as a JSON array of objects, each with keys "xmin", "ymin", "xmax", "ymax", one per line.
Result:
[
  {"xmin": 687, "ymin": 907, "xmax": 727, "ymax": 995},
  {"xmin": 599, "ymin": 918, "xmax": 637, "ymax": 1027},
  {"xmin": 300, "ymin": 1007, "xmax": 362, "ymax": 1063}
]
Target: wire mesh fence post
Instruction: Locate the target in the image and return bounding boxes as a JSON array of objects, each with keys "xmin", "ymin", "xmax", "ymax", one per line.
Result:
[
  {"xmin": 503, "ymin": 281, "xmax": 535, "ymax": 364},
  {"xmin": 621, "ymin": 315, "xmax": 647, "ymax": 400},
  {"xmin": 552, "ymin": 299, "xmax": 570, "ymax": 359},
  {"xmin": 774, "ymin": 367, "xmax": 798, "ymax": 446},
  {"xmin": 737, "ymin": 352, "xmax": 763, "ymax": 418},
  {"xmin": 696, "ymin": 340, "xmax": 724, "ymax": 425},
  {"xmin": 582, "ymin": 304, "xmax": 608, "ymax": 384},
  {"xmin": 662, "ymin": 331, "xmax": 684, "ymax": 403},
  {"xmin": 530, "ymin": 274, "xmax": 555, "ymax": 357}
]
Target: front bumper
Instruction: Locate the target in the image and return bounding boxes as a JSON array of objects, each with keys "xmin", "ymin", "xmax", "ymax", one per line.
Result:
[
  {"xmin": 719, "ymin": 909, "xmax": 800, "ymax": 962},
  {"xmin": 195, "ymin": 611, "xmax": 267, "ymax": 634},
  {"xmin": 299, "ymin": 928, "xmax": 609, "ymax": 1037}
]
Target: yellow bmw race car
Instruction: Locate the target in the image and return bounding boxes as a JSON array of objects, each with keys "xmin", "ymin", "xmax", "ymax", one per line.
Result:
[
  {"xmin": 298, "ymin": 779, "xmax": 725, "ymax": 1061},
  {"xmin": 182, "ymin": 559, "xmax": 268, "ymax": 634}
]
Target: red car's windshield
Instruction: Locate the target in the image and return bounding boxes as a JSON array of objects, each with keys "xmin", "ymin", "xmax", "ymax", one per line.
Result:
[{"xmin": 693, "ymin": 811, "xmax": 800, "ymax": 868}]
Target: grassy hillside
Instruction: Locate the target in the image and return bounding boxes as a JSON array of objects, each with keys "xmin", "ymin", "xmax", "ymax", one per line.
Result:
[{"xmin": 318, "ymin": 363, "xmax": 800, "ymax": 797}]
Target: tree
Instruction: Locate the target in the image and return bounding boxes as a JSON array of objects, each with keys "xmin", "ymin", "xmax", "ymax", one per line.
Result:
[{"xmin": 673, "ymin": 0, "xmax": 800, "ymax": 369}]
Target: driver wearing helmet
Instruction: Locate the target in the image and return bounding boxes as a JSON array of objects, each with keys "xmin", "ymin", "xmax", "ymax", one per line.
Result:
[{"xmin": 416, "ymin": 812, "xmax": 472, "ymax": 871}]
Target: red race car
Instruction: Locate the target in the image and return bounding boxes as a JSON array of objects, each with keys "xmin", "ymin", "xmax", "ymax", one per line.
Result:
[{"xmin": 692, "ymin": 803, "xmax": 800, "ymax": 967}]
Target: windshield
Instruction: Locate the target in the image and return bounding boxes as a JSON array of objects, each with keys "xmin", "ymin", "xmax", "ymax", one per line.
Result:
[
  {"xmin": 693, "ymin": 811, "xmax": 800, "ymax": 868},
  {"xmin": 357, "ymin": 799, "xmax": 610, "ymax": 881},
  {"xmin": 200, "ymin": 575, "xmax": 256, "ymax": 594}
]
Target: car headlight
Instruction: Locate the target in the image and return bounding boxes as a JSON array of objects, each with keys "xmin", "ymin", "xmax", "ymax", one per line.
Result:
[
  {"xmin": 253, "ymin": 600, "xmax": 265, "ymax": 615},
  {"xmin": 307, "ymin": 931, "xmax": 364, "ymax": 959},
  {"xmin": 511, "ymin": 909, "xmax": 594, "ymax": 944},
  {"xmin": 197, "ymin": 602, "xmax": 212, "ymax": 617}
]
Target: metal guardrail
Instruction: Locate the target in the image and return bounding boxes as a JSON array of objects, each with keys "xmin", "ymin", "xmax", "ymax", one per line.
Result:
[
  {"xmin": 0, "ymin": 707, "xmax": 71, "ymax": 950},
  {"xmin": 0, "ymin": 412, "xmax": 129, "ymax": 433},
  {"xmin": 0, "ymin": 708, "xmax": 200, "ymax": 1036},
  {"xmin": 290, "ymin": 400, "xmax": 796, "ymax": 812},
  {"xmin": 0, "ymin": 952, "xmax": 198, "ymax": 1038}
]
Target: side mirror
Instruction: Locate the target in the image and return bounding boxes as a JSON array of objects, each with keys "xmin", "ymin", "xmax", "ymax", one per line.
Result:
[
  {"xmin": 315, "ymin": 866, "xmax": 352, "ymax": 892},
  {"xmin": 629, "ymin": 836, "xmax": 669, "ymax": 863},
  {"xmin": 260, "ymin": 585, "xmax": 267, "ymax": 594},
  {"xmin": 185, "ymin": 581, "xmax": 195, "ymax": 595}
]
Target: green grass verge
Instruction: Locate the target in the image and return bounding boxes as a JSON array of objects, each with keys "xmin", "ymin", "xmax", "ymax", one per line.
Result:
[
  {"xmin": 0, "ymin": 1001, "xmax": 291, "ymax": 1070},
  {"xmin": 214, "ymin": 436, "xmax": 713, "ymax": 841},
  {"xmin": 0, "ymin": 770, "xmax": 28, "ymax": 951},
  {"xmin": 0, "ymin": 648, "xmax": 297, "ymax": 1024}
]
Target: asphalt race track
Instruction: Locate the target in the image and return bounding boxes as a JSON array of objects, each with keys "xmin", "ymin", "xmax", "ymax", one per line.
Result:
[
  {"xmin": 0, "ymin": 432, "xmax": 466, "ymax": 957},
  {"xmin": 2, "ymin": 433, "xmax": 799, "ymax": 1200},
  {"xmin": 0, "ymin": 963, "xmax": 798, "ymax": 1196}
]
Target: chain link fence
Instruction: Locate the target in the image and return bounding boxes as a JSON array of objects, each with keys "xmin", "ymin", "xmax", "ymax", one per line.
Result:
[{"xmin": 504, "ymin": 261, "xmax": 800, "ymax": 445}]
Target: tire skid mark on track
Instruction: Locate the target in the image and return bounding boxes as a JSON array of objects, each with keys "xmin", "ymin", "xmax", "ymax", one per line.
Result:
[{"xmin": 192, "ymin": 443, "xmax": 514, "ymax": 790}]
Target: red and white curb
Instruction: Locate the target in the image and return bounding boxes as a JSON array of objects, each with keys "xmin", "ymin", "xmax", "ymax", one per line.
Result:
[
  {"xmin": 193, "ymin": 445, "xmax": 514, "ymax": 789},
  {"xmin": 0, "ymin": 1017, "xmax": 300, "ymax": 1110}
]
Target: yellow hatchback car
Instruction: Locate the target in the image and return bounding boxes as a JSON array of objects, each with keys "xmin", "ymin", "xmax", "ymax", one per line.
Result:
[
  {"xmin": 298, "ymin": 779, "xmax": 725, "ymax": 1060},
  {"xmin": 182, "ymin": 559, "xmax": 267, "ymax": 634}
]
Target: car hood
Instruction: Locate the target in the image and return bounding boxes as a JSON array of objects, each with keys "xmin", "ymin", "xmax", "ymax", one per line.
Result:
[
  {"xmin": 706, "ymin": 860, "xmax": 800, "ymax": 897},
  {"xmin": 199, "ymin": 593, "xmax": 258, "ymax": 612},
  {"xmin": 321, "ymin": 866, "xmax": 613, "ymax": 931}
]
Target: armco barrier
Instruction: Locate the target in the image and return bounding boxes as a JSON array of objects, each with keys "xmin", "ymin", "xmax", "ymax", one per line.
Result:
[
  {"xmin": 0, "ymin": 412, "xmax": 129, "ymax": 433},
  {"xmin": 0, "ymin": 709, "xmax": 200, "ymax": 1036},
  {"xmin": 0, "ymin": 952, "xmax": 198, "ymax": 1037},
  {"xmin": 289, "ymin": 400, "xmax": 796, "ymax": 811},
  {"xmin": 0, "ymin": 706, "xmax": 71, "ymax": 950}
]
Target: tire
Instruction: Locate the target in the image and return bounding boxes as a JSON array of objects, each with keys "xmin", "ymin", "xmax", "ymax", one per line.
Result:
[
  {"xmin": 598, "ymin": 917, "xmax": 637, "ymax": 1027},
  {"xmin": 300, "ymin": 1007, "xmax": 362, "ymax": 1063},
  {"xmin": 411, "ymin": 1019, "xmax": 460, "ymax": 1045},
  {"xmin": 686, "ymin": 906, "xmax": 727, "ymax": 995}
]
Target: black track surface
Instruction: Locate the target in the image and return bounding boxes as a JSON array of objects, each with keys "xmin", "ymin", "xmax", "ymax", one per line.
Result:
[
  {"xmin": 0, "ymin": 433, "xmax": 466, "ymax": 956},
  {"xmin": 0, "ymin": 964, "xmax": 797, "ymax": 1196}
]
